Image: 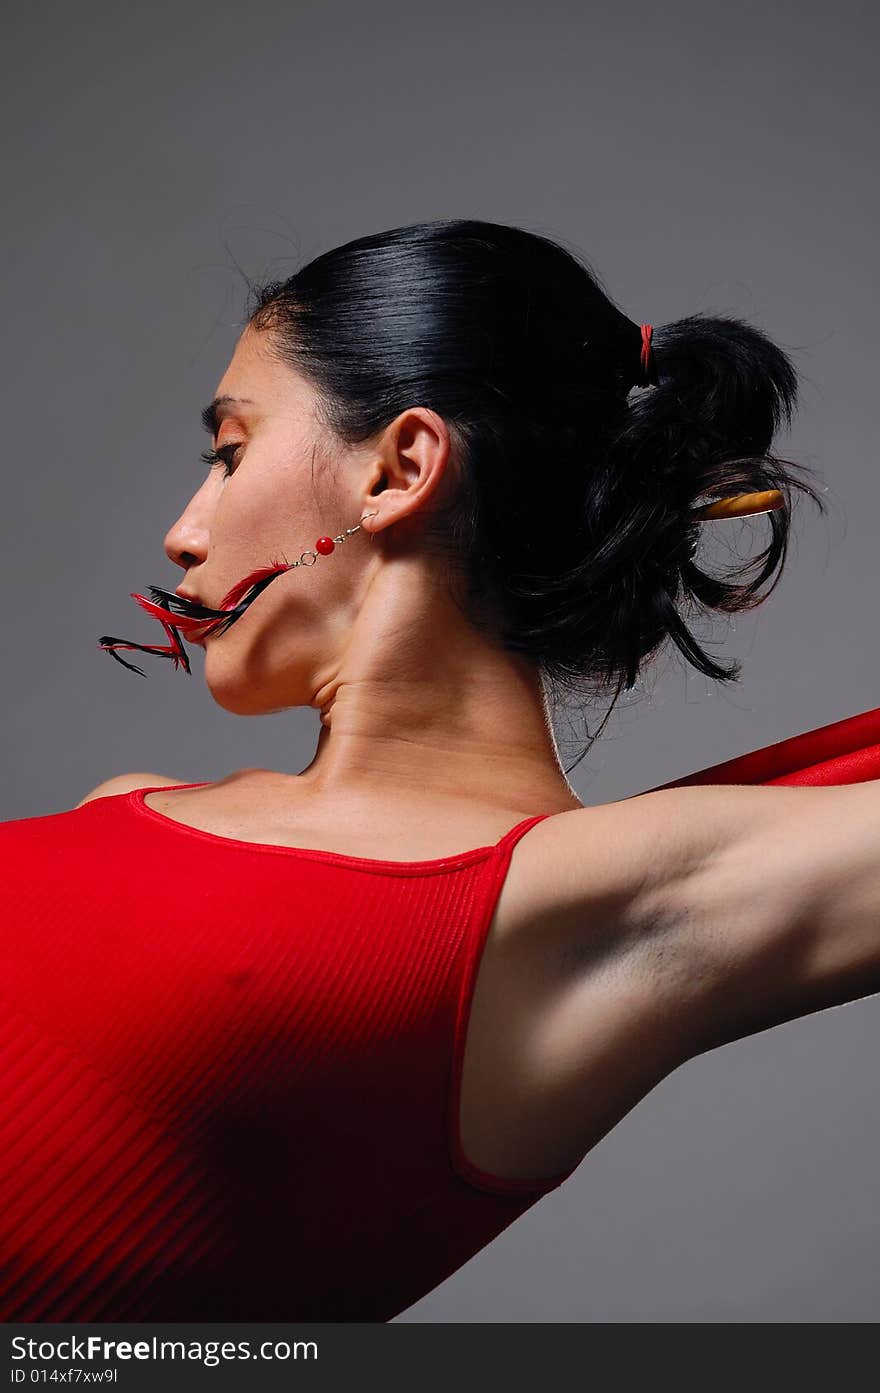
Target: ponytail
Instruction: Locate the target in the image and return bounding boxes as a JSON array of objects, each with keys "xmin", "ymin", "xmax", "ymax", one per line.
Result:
[{"xmin": 576, "ymin": 310, "xmax": 827, "ymax": 693}]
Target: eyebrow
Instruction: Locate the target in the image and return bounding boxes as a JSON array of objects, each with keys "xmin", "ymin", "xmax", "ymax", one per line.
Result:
[{"xmin": 200, "ymin": 395, "xmax": 256, "ymax": 436}]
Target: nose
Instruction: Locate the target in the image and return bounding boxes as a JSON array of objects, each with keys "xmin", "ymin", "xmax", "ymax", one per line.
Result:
[{"xmin": 163, "ymin": 503, "xmax": 210, "ymax": 573}]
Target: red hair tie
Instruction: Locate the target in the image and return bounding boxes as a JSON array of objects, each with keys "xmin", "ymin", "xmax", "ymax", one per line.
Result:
[{"xmin": 638, "ymin": 323, "xmax": 657, "ymax": 387}]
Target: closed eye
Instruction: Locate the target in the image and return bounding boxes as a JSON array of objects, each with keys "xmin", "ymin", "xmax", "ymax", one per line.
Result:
[{"xmin": 200, "ymin": 443, "xmax": 243, "ymax": 477}]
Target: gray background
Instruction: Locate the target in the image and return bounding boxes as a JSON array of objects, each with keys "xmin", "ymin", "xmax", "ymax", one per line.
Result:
[{"xmin": 2, "ymin": 0, "xmax": 877, "ymax": 1321}]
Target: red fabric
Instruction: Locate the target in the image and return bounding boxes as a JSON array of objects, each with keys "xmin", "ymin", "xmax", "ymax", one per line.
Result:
[
  {"xmin": 0, "ymin": 791, "xmax": 570, "ymax": 1322},
  {"xmin": 648, "ymin": 703, "xmax": 880, "ymax": 791},
  {"xmin": 3, "ymin": 702, "xmax": 880, "ymax": 1321}
]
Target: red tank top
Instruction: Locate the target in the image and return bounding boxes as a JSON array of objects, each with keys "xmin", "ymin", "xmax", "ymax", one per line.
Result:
[{"xmin": 0, "ymin": 782, "xmax": 578, "ymax": 1322}]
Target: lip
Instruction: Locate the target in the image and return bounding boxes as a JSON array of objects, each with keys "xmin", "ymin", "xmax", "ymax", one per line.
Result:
[{"xmin": 169, "ymin": 587, "xmax": 213, "ymax": 643}]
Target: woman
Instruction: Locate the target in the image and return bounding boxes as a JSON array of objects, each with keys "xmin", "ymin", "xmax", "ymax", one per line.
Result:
[{"xmin": 3, "ymin": 218, "xmax": 877, "ymax": 1322}]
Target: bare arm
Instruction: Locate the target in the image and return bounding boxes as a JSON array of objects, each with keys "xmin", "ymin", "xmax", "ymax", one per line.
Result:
[
  {"xmin": 651, "ymin": 780, "xmax": 880, "ymax": 1054},
  {"xmin": 489, "ymin": 782, "xmax": 880, "ymax": 1180},
  {"xmin": 549, "ymin": 781, "xmax": 880, "ymax": 1060}
]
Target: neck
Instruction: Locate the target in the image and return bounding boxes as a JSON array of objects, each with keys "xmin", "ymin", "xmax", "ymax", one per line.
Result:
[{"xmin": 297, "ymin": 554, "xmax": 584, "ymax": 815}]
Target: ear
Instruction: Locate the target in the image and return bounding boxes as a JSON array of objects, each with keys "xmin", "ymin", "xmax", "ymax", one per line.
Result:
[{"xmin": 365, "ymin": 406, "xmax": 454, "ymax": 530}]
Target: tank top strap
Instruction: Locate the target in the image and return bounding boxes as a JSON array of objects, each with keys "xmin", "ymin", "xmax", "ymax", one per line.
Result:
[{"xmin": 493, "ymin": 811, "xmax": 554, "ymax": 855}]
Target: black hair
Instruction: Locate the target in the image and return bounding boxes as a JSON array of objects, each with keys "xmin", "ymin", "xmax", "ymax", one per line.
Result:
[{"xmin": 240, "ymin": 218, "xmax": 828, "ymax": 772}]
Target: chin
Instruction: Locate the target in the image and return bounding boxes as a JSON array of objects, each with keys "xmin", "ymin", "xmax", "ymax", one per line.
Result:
[
  {"xmin": 202, "ymin": 648, "xmax": 308, "ymax": 717},
  {"xmin": 203, "ymin": 684, "xmax": 264, "ymax": 717}
]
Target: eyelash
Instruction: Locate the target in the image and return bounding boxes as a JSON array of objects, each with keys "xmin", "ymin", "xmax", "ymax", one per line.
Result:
[{"xmin": 200, "ymin": 443, "xmax": 243, "ymax": 477}]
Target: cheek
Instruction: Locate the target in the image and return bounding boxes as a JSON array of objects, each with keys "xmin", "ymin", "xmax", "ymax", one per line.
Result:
[
  {"xmin": 209, "ymin": 465, "xmax": 342, "ymax": 625},
  {"xmin": 223, "ymin": 463, "xmax": 323, "ymax": 556}
]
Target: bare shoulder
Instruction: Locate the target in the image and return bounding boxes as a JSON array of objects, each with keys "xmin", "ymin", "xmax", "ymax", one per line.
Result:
[
  {"xmin": 500, "ymin": 784, "xmax": 740, "ymax": 966},
  {"xmin": 461, "ymin": 778, "xmax": 879, "ymax": 1178},
  {"xmin": 74, "ymin": 773, "xmax": 187, "ymax": 808},
  {"xmin": 507, "ymin": 779, "xmax": 880, "ymax": 1059},
  {"xmin": 510, "ymin": 780, "xmax": 845, "ymax": 951},
  {"xmin": 459, "ymin": 787, "xmax": 730, "ymax": 1177}
]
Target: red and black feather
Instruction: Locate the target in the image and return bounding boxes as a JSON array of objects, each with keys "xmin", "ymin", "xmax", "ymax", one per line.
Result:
[{"xmin": 98, "ymin": 560, "xmax": 294, "ymax": 676}]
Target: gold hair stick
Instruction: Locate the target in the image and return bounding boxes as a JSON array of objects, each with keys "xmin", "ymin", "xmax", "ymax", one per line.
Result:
[{"xmin": 692, "ymin": 489, "xmax": 784, "ymax": 521}]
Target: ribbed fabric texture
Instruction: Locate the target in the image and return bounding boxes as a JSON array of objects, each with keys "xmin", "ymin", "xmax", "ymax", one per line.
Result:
[{"xmin": 0, "ymin": 784, "xmax": 576, "ymax": 1322}]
